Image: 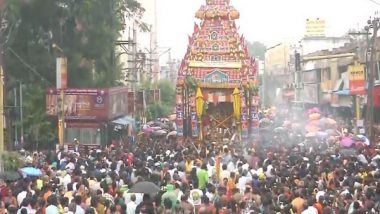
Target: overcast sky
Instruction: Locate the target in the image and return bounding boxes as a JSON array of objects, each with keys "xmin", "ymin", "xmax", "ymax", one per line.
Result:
[{"xmin": 156, "ymin": 0, "xmax": 379, "ymax": 59}]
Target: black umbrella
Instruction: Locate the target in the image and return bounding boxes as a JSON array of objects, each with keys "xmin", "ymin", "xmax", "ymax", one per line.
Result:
[
  {"xmin": 0, "ymin": 171, "xmax": 21, "ymax": 181},
  {"xmin": 339, "ymin": 148, "xmax": 357, "ymax": 157},
  {"xmin": 128, "ymin": 181, "xmax": 160, "ymax": 194}
]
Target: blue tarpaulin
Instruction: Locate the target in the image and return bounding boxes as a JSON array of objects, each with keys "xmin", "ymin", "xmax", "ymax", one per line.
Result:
[
  {"xmin": 333, "ymin": 89, "xmax": 350, "ymax": 96},
  {"xmin": 112, "ymin": 116, "xmax": 135, "ymax": 126}
]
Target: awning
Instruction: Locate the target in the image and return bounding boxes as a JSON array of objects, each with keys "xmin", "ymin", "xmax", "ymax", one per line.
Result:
[
  {"xmin": 283, "ymin": 91, "xmax": 295, "ymax": 97},
  {"xmin": 112, "ymin": 116, "xmax": 135, "ymax": 126},
  {"xmin": 334, "ymin": 89, "xmax": 350, "ymax": 96}
]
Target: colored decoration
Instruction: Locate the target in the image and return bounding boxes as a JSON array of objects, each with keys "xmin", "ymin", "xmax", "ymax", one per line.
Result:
[
  {"xmin": 232, "ymin": 88, "xmax": 241, "ymax": 121},
  {"xmin": 196, "ymin": 87, "xmax": 204, "ymax": 140},
  {"xmin": 175, "ymin": 0, "xmax": 259, "ymax": 144}
]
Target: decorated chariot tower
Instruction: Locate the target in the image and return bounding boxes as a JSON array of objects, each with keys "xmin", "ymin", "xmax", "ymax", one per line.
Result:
[{"xmin": 176, "ymin": 0, "xmax": 259, "ymax": 144}]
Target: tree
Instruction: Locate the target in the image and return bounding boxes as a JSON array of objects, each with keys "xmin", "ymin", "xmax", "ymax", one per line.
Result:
[
  {"xmin": 145, "ymin": 80, "xmax": 175, "ymax": 121},
  {"xmin": 247, "ymin": 41, "xmax": 266, "ymax": 60},
  {"xmin": 2, "ymin": 0, "xmax": 146, "ymax": 149}
]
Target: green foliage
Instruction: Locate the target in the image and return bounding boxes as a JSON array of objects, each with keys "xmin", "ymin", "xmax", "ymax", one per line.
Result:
[
  {"xmin": 247, "ymin": 41, "xmax": 266, "ymax": 60},
  {"xmin": 146, "ymin": 103, "xmax": 171, "ymax": 121},
  {"xmin": 157, "ymin": 80, "xmax": 176, "ymax": 107},
  {"xmin": 250, "ymin": 85, "xmax": 259, "ymax": 95},
  {"xmin": 2, "ymin": 0, "xmax": 145, "ymax": 148},
  {"xmin": 1, "ymin": 152, "xmax": 23, "ymax": 171},
  {"xmin": 185, "ymin": 75, "xmax": 198, "ymax": 90},
  {"xmin": 144, "ymin": 80, "xmax": 176, "ymax": 121}
]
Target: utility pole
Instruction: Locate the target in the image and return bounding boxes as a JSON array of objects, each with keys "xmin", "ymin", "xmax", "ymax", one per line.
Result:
[
  {"xmin": 365, "ymin": 17, "xmax": 379, "ymax": 142},
  {"xmin": 132, "ymin": 26, "xmax": 137, "ymax": 91},
  {"xmin": 13, "ymin": 88, "xmax": 17, "ymax": 147},
  {"xmin": 0, "ymin": 67, "xmax": 3, "ymax": 152},
  {"xmin": 19, "ymin": 83, "xmax": 23, "ymax": 146},
  {"xmin": 348, "ymin": 31, "xmax": 372, "ymax": 134}
]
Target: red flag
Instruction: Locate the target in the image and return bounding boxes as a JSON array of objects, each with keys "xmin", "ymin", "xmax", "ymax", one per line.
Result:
[
  {"xmin": 188, "ymin": 35, "xmax": 194, "ymax": 45},
  {"xmin": 240, "ymin": 35, "xmax": 245, "ymax": 46},
  {"xmin": 194, "ymin": 23, "xmax": 199, "ymax": 34}
]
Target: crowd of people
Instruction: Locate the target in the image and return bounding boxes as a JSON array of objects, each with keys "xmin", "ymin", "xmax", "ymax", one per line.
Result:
[{"xmin": 0, "ymin": 111, "xmax": 380, "ymax": 214}]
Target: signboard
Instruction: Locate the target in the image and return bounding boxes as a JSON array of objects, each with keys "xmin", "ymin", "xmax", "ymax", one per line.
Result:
[
  {"xmin": 46, "ymin": 88, "xmax": 108, "ymax": 120},
  {"xmin": 204, "ymin": 70, "xmax": 229, "ymax": 83},
  {"xmin": 108, "ymin": 87, "xmax": 129, "ymax": 119},
  {"xmin": 56, "ymin": 57, "xmax": 67, "ymax": 89},
  {"xmin": 348, "ymin": 63, "xmax": 365, "ymax": 95},
  {"xmin": 305, "ymin": 18, "xmax": 326, "ymax": 37},
  {"xmin": 176, "ymin": 86, "xmax": 184, "ymax": 137},
  {"xmin": 46, "ymin": 87, "xmax": 129, "ymax": 121}
]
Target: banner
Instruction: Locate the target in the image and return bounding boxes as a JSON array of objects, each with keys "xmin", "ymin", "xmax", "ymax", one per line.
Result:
[
  {"xmin": 250, "ymin": 106, "xmax": 259, "ymax": 138},
  {"xmin": 46, "ymin": 87, "xmax": 129, "ymax": 120},
  {"xmin": 348, "ymin": 63, "xmax": 365, "ymax": 95},
  {"xmin": 241, "ymin": 92, "xmax": 248, "ymax": 140},
  {"xmin": 176, "ymin": 86, "xmax": 184, "ymax": 137},
  {"xmin": 56, "ymin": 57, "xmax": 67, "ymax": 89},
  {"xmin": 46, "ymin": 88, "xmax": 108, "ymax": 120}
]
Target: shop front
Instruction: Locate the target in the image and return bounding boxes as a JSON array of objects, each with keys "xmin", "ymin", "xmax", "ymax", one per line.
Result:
[{"xmin": 46, "ymin": 87, "xmax": 131, "ymax": 148}]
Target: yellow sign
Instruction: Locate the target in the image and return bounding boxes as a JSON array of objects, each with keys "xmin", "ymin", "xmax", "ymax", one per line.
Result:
[
  {"xmin": 305, "ymin": 18, "xmax": 326, "ymax": 37},
  {"xmin": 348, "ymin": 64, "xmax": 365, "ymax": 81},
  {"xmin": 348, "ymin": 63, "xmax": 365, "ymax": 95},
  {"xmin": 188, "ymin": 61, "xmax": 242, "ymax": 69}
]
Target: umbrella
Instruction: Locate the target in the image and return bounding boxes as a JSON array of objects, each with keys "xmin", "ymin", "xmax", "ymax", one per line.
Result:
[
  {"xmin": 317, "ymin": 118, "xmax": 328, "ymax": 128},
  {"xmin": 327, "ymin": 118, "xmax": 337, "ymax": 125},
  {"xmin": 354, "ymin": 134, "xmax": 370, "ymax": 146},
  {"xmin": 19, "ymin": 167, "xmax": 42, "ymax": 177},
  {"xmin": 274, "ymin": 127, "xmax": 286, "ymax": 133},
  {"xmin": 142, "ymin": 127, "xmax": 154, "ymax": 134},
  {"xmin": 305, "ymin": 124, "xmax": 321, "ymax": 133},
  {"xmin": 305, "ymin": 132, "xmax": 317, "ymax": 138},
  {"xmin": 317, "ymin": 131, "xmax": 329, "ymax": 139},
  {"xmin": 260, "ymin": 118, "xmax": 271, "ymax": 125},
  {"xmin": 151, "ymin": 126, "xmax": 162, "ymax": 131},
  {"xmin": 291, "ymin": 123, "xmax": 302, "ymax": 131},
  {"xmin": 128, "ymin": 181, "xmax": 160, "ymax": 194},
  {"xmin": 325, "ymin": 129, "xmax": 338, "ymax": 136},
  {"xmin": 152, "ymin": 130, "xmax": 167, "ymax": 136},
  {"xmin": 168, "ymin": 114, "xmax": 176, "ymax": 121},
  {"xmin": 166, "ymin": 131, "xmax": 177, "ymax": 139},
  {"xmin": 341, "ymin": 137, "xmax": 354, "ymax": 147},
  {"xmin": 340, "ymin": 148, "xmax": 357, "ymax": 157},
  {"xmin": 0, "ymin": 171, "xmax": 21, "ymax": 181}
]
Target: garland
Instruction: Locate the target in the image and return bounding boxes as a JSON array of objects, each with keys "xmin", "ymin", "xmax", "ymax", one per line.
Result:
[{"xmin": 185, "ymin": 75, "xmax": 198, "ymax": 90}]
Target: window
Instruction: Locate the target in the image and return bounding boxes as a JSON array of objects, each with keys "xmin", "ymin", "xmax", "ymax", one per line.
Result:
[
  {"xmin": 212, "ymin": 44, "xmax": 219, "ymax": 51},
  {"xmin": 322, "ymin": 68, "xmax": 331, "ymax": 81},
  {"xmin": 211, "ymin": 55, "xmax": 221, "ymax": 61},
  {"xmin": 210, "ymin": 31, "xmax": 218, "ymax": 40}
]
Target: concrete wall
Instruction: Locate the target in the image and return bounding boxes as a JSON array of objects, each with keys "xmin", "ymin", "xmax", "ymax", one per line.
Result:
[{"xmin": 301, "ymin": 37, "xmax": 351, "ymax": 55}]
